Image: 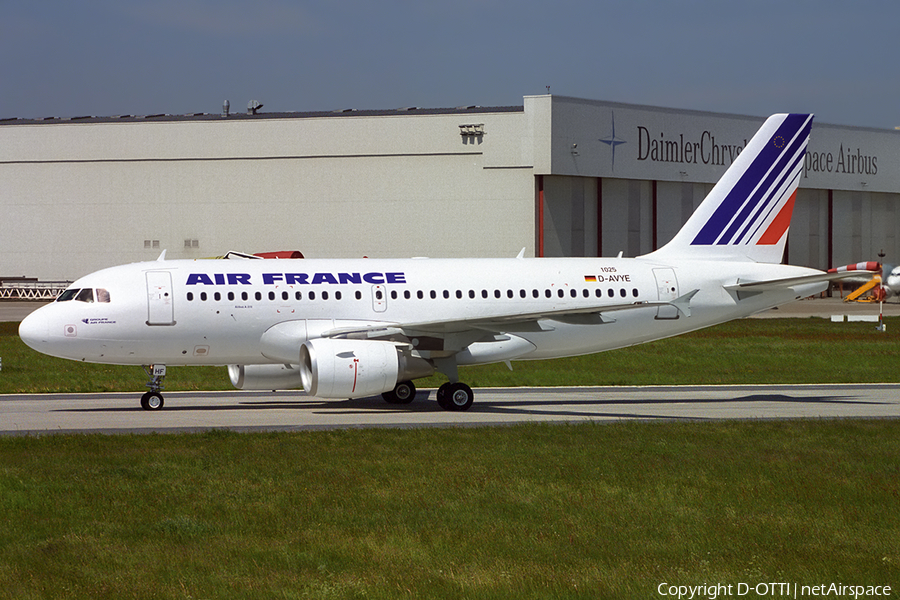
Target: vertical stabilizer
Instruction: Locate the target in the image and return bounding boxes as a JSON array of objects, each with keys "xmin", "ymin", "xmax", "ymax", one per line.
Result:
[{"xmin": 645, "ymin": 113, "xmax": 813, "ymax": 263}]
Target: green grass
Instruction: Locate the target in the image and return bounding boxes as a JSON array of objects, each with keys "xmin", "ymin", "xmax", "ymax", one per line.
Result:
[
  {"xmin": 2, "ymin": 319, "xmax": 899, "ymax": 598},
  {"xmin": 0, "ymin": 421, "xmax": 898, "ymax": 599},
  {"xmin": 3, "ymin": 318, "xmax": 900, "ymax": 394},
  {"xmin": 0, "ymin": 421, "xmax": 900, "ymax": 598}
]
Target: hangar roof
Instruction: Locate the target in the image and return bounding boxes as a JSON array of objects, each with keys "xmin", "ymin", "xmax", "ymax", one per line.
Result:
[{"xmin": 0, "ymin": 105, "xmax": 524, "ymax": 126}]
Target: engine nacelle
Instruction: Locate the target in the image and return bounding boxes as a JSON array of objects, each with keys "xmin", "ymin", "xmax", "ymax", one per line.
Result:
[
  {"xmin": 299, "ymin": 338, "xmax": 402, "ymax": 399},
  {"xmin": 228, "ymin": 363, "xmax": 304, "ymax": 390}
]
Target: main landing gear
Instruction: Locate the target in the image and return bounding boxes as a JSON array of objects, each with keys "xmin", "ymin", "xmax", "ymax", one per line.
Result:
[
  {"xmin": 382, "ymin": 380, "xmax": 417, "ymax": 404},
  {"xmin": 436, "ymin": 382, "xmax": 474, "ymax": 411},
  {"xmin": 380, "ymin": 380, "xmax": 475, "ymax": 411},
  {"xmin": 140, "ymin": 364, "xmax": 166, "ymax": 411}
]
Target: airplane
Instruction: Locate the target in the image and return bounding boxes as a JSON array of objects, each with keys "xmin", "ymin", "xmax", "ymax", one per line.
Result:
[
  {"xmin": 887, "ymin": 266, "xmax": 900, "ymax": 298},
  {"xmin": 19, "ymin": 113, "xmax": 871, "ymax": 412}
]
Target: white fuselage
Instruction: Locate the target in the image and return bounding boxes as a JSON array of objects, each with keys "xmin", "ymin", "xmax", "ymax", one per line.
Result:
[{"xmin": 19, "ymin": 256, "xmax": 825, "ymax": 367}]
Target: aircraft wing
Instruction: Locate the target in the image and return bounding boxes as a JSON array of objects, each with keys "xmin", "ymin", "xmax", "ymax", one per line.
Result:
[
  {"xmin": 725, "ymin": 270, "xmax": 878, "ymax": 292},
  {"xmin": 321, "ymin": 290, "xmax": 700, "ymax": 340}
]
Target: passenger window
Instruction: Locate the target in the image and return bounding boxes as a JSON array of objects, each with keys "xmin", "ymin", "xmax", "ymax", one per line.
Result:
[
  {"xmin": 96, "ymin": 288, "xmax": 111, "ymax": 303},
  {"xmin": 355, "ymin": 291, "xmax": 362, "ymax": 300},
  {"xmin": 242, "ymin": 292, "xmax": 249, "ymax": 301},
  {"xmin": 228, "ymin": 291, "xmax": 235, "ymax": 301},
  {"xmin": 75, "ymin": 288, "xmax": 94, "ymax": 303},
  {"xmin": 322, "ymin": 291, "xmax": 329, "ymax": 300},
  {"xmin": 187, "ymin": 292, "xmax": 194, "ymax": 301},
  {"xmin": 214, "ymin": 292, "xmax": 221, "ymax": 301},
  {"xmin": 336, "ymin": 291, "xmax": 342, "ymax": 300}
]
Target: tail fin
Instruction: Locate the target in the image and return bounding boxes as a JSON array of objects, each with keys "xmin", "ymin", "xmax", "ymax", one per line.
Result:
[{"xmin": 646, "ymin": 113, "xmax": 813, "ymax": 263}]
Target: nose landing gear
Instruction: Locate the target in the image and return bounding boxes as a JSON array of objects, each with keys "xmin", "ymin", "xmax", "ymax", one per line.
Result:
[{"xmin": 140, "ymin": 364, "xmax": 166, "ymax": 410}]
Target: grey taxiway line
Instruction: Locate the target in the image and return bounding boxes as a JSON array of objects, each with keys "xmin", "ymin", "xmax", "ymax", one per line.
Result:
[{"xmin": 1, "ymin": 384, "xmax": 899, "ymax": 436}]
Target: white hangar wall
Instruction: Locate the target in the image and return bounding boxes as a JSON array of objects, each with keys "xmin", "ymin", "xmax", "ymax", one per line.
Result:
[
  {"xmin": 3, "ymin": 95, "xmax": 900, "ymax": 282},
  {"xmin": 1, "ymin": 109, "xmax": 535, "ymax": 281}
]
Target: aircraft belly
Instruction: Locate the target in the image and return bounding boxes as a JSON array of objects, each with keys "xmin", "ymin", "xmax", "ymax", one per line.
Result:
[
  {"xmin": 41, "ymin": 321, "xmax": 267, "ymax": 366},
  {"xmin": 518, "ymin": 310, "xmax": 689, "ymax": 359}
]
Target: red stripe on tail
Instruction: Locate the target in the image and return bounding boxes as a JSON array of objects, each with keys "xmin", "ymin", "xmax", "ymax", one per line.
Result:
[{"xmin": 757, "ymin": 190, "xmax": 796, "ymax": 245}]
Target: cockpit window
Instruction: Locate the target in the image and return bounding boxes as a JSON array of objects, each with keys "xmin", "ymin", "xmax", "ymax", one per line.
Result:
[
  {"xmin": 74, "ymin": 289, "xmax": 94, "ymax": 303},
  {"xmin": 55, "ymin": 288, "xmax": 110, "ymax": 303},
  {"xmin": 57, "ymin": 289, "xmax": 79, "ymax": 302}
]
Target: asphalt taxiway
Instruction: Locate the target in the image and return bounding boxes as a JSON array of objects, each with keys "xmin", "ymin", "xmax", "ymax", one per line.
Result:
[
  {"xmin": 1, "ymin": 384, "xmax": 898, "ymax": 436},
  {"xmin": 3, "ymin": 299, "xmax": 899, "ymax": 435}
]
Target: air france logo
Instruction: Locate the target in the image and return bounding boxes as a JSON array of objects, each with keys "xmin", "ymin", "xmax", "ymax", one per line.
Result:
[{"xmin": 185, "ymin": 272, "xmax": 407, "ymax": 286}]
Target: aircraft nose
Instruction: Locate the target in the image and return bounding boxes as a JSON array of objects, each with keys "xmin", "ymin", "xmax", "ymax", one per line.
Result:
[{"xmin": 18, "ymin": 310, "xmax": 49, "ymax": 352}]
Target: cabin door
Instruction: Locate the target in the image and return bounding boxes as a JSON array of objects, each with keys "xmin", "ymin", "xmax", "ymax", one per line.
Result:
[
  {"xmin": 653, "ymin": 268, "xmax": 679, "ymax": 320},
  {"xmin": 146, "ymin": 271, "xmax": 176, "ymax": 326}
]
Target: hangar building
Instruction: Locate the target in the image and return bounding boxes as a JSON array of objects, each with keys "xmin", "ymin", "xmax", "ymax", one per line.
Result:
[{"xmin": 1, "ymin": 95, "xmax": 898, "ymax": 282}]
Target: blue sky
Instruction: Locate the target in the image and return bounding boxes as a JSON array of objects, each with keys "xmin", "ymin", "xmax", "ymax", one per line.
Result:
[{"xmin": 2, "ymin": 1, "xmax": 898, "ymax": 128}]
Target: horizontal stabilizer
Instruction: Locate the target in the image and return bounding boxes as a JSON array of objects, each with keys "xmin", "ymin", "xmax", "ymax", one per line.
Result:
[{"xmin": 725, "ymin": 270, "xmax": 876, "ymax": 292}]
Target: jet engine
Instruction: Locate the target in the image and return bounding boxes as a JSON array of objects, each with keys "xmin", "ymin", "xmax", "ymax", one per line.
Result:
[
  {"xmin": 228, "ymin": 363, "xmax": 304, "ymax": 390},
  {"xmin": 299, "ymin": 338, "xmax": 432, "ymax": 399}
]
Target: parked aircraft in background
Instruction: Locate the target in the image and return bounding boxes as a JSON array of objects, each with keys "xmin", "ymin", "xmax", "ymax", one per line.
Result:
[
  {"xmin": 887, "ymin": 266, "xmax": 900, "ymax": 298},
  {"xmin": 19, "ymin": 113, "xmax": 870, "ymax": 411}
]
